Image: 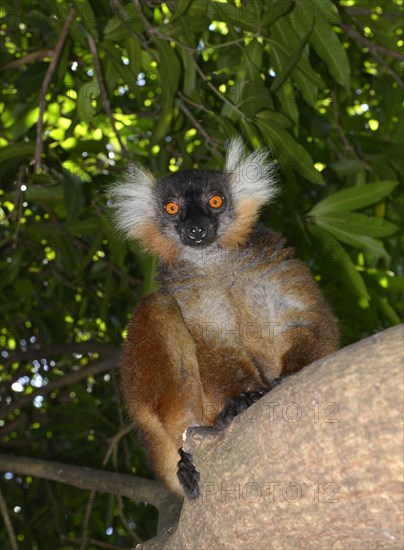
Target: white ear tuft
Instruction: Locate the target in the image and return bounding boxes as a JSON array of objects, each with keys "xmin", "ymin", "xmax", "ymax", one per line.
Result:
[
  {"xmin": 107, "ymin": 163, "xmax": 156, "ymax": 238},
  {"xmin": 225, "ymin": 136, "xmax": 245, "ymax": 172},
  {"xmin": 225, "ymin": 136, "xmax": 278, "ymax": 207}
]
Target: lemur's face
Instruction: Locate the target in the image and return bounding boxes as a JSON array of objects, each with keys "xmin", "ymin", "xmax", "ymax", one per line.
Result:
[
  {"xmin": 110, "ymin": 137, "xmax": 278, "ymax": 263},
  {"xmin": 154, "ymin": 170, "xmax": 231, "ymax": 248}
]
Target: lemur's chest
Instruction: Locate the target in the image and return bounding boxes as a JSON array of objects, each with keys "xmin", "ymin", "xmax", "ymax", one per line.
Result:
[{"xmin": 173, "ymin": 272, "xmax": 273, "ymax": 346}]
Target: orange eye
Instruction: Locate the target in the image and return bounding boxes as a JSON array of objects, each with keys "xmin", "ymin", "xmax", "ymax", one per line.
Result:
[
  {"xmin": 209, "ymin": 195, "xmax": 224, "ymax": 209},
  {"xmin": 165, "ymin": 202, "xmax": 180, "ymax": 215}
]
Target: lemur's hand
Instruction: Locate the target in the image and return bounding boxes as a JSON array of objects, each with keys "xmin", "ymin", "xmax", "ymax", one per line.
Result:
[{"xmin": 177, "ymin": 448, "xmax": 200, "ymax": 499}]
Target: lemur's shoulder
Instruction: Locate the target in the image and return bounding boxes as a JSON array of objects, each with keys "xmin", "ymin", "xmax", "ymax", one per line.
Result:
[{"xmin": 246, "ymin": 223, "xmax": 294, "ymax": 263}]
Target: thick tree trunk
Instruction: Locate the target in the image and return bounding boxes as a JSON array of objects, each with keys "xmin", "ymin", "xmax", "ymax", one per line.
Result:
[{"xmin": 141, "ymin": 325, "xmax": 403, "ymax": 549}]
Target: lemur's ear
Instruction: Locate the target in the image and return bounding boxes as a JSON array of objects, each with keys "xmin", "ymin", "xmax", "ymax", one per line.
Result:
[
  {"xmin": 220, "ymin": 137, "xmax": 278, "ymax": 248},
  {"xmin": 107, "ymin": 164, "xmax": 179, "ymax": 262},
  {"xmin": 107, "ymin": 163, "xmax": 156, "ymax": 238},
  {"xmin": 225, "ymin": 136, "xmax": 278, "ymax": 208}
]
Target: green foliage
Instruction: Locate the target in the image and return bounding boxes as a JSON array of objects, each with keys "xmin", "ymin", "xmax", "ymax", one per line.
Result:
[{"xmin": 0, "ymin": 0, "xmax": 402, "ymax": 546}]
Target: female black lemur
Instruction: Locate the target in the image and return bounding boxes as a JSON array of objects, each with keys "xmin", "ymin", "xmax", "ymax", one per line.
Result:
[{"xmin": 110, "ymin": 137, "xmax": 339, "ymax": 499}]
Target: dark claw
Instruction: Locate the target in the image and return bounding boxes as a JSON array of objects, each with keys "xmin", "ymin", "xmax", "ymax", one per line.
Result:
[
  {"xmin": 269, "ymin": 374, "xmax": 290, "ymax": 390},
  {"xmin": 177, "ymin": 448, "xmax": 200, "ymax": 499},
  {"xmin": 214, "ymin": 388, "xmax": 268, "ymax": 430}
]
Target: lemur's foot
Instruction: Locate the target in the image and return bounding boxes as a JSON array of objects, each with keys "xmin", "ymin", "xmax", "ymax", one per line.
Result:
[
  {"xmin": 269, "ymin": 373, "xmax": 291, "ymax": 391},
  {"xmin": 177, "ymin": 448, "xmax": 200, "ymax": 499},
  {"xmin": 269, "ymin": 376, "xmax": 283, "ymax": 390},
  {"xmin": 214, "ymin": 388, "xmax": 267, "ymax": 430}
]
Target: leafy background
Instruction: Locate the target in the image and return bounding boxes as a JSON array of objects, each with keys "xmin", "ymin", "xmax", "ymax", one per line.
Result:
[{"xmin": 0, "ymin": 0, "xmax": 403, "ymax": 547}]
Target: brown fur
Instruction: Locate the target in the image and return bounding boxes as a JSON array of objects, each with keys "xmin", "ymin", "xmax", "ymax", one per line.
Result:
[
  {"xmin": 219, "ymin": 198, "xmax": 260, "ymax": 248},
  {"xmin": 132, "ymin": 222, "xmax": 179, "ymax": 264},
  {"xmin": 121, "ymin": 225, "xmax": 339, "ymax": 496}
]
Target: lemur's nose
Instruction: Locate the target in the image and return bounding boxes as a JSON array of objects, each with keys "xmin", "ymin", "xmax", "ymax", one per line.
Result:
[{"xmin": 187, "ymin": 226, "xmax": 207, "ymax": 242}]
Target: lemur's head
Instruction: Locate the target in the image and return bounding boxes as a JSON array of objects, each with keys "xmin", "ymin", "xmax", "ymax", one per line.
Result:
[{"xmin": 109, "ymin": 137, "xmax": 277, "ymax": 263}]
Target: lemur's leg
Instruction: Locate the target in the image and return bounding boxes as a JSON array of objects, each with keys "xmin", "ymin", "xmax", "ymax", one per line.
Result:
[{"xmin": 121, "ymin": 293, "xmax": 206, "ymax": 498}]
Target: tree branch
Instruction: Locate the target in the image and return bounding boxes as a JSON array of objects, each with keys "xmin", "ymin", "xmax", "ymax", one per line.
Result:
[
  {"xmin": 3, "ymin": 342, "xmax": 119, "ymax": 366},
  {"xmin": 0, "ymin": 454, "xmax": 182, "ymax": 531},
  {"xmin": 139, "ymin": 326, "xmax": 403, "ymax": 548},
  {"xmin": 0, "ymin": 488, "xmax": 18, "ymax": 550},
  {"xmin": 1, "ymin": 354, "xmax": 120, "ymax": 426},
  {"xmin": 86, "ymin": 33, "xmax": 131, "ymax": 160},
  {"xmin": 34, "ymin": 8, "xmax": 76, "ymax": 172},
  {"xmin": 178, "ymin": 102, "xmax": 221, "ymax": 158},
  {"xmin": 0, "ymin": 454, "xmax": 164, "ymax": 508},
  {"xmin": 340, "ymin": 21, "xmax": 404, "ymax": 61},
  {"xmin": 4, "ymin": 49, "xmax": 54, "ymax": 70}
]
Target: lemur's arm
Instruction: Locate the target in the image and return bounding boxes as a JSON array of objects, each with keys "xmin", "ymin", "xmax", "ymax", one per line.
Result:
[
  {"xmin": 121, "ymin": 293, "xmax": 206, "ymax": 498},
  {"xmin": 267, "ymin": 258, "xmax": 339, "ymax": 376}
]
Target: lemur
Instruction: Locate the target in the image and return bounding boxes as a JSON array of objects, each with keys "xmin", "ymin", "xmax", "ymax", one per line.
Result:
[{"xmin": 110, "ymin": 137, "xmax": 339, "ymax": 499}]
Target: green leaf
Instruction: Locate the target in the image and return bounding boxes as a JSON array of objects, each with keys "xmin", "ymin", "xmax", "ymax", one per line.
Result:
[
  {"xmin": 256, "ymin": 111, "xmax": 324, "ymax": 184},
  {"xmin": 66, "ymin": 217, "xmax": 101, "ymax": 236},
  {"xmin": 308, "ymin": 181, "xmax": 399, "ymax": 216},
  {"xmin": 152, "ymin": 100, "xmax": 175, "ymax": 146},
  {"xmin": 62, "ymin": 168, "xmax": 85, "ymax": 221},
  {"xmin": 204, "ymin": 1, "xmax": 262, "ymax": 32},
  {"xmin": 312, "ymin": 211, "xmax": 398, "ymax": 238},
  {"xmin": 314, "ymin": 220, "xmax": 388, "ymax": 259},
  {"xmin": 309, "ymin": 225, "xmax": 370, "ymax": 301},
  {"xmin": 77, "ymin": 84, "xmax": 97, "ymax": 122},
  {"xmin": 375, "ymin": 295, "xmax": 402, "ymax": 325},
  {"xmin": 24, "ymin": 185, "xmax": 64, "ymax": 204},
  {"xmin": 0, "ymin": 143, "xmax": 35, "ymax": 164},
  {"xmin": 271, "ymin": 26, "xmax": 313, "ymax": 95},
  {"xmin": 125, "ymin": 36, "xmax": 142, "ymax": 78},
  {"xmin": 156, "ymin": 41, "xmax": 181, "ymax": 97},
  {"xmin": 331, "ymin": 159, "xmax": 367, "ymax": 176},
  {"xmin": 275, "ymin": 80, "xmax": 299, "ymax": 125},
  {"xmin": 171, "ymin": 0, "xmax": 193, "ymax": 21},
  {"xmin": 312, "ymin": 0, "xmax": 340, "ymax": 23},
  {"xmin": 103, "ymin": 5, "xmax": 143, "ymax": 41},
  {"xmin": 255, "ymin": 109, "xmax": 292, "ymax": 128},
  {"xmin": 75, "ymin": 0, "xmax": 98, "ymax": 38},
  {"xmin": 181, "ymin": 50, "xmax": 196, "ymax": 96},
  {"xmin": 101, "ymin": 40, "xmax": 137, "ymax": 92},
  {"xmin": 294, "ymin": 0, "xmax": 350, "ymax": 89}
]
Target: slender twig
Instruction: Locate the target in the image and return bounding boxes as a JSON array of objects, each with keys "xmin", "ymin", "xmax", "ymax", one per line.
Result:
[
  {"xmin": 11, "ymin": 165, "xmax": 25, "ymax": 249},
  {"xmin": 346, "ymin": 7, "xmax": 404, "ymax": 19},
  {"xmin": 34, "ymin": 8, "xmax": 76, "ymax": 172},
  {"xmin": 117, "ymin": 493, "xmax": 142, "ymax": 544},
  {"xmin": 44, "ymin": 208, "xmax": 142, "ymax": 286},
  {"xmin": 203, "ymin": 33, "xmax": 261, "ymax": 50},
  {"xmin": 340, "ymin": 21, "xmax": 404, "ymax": 60},
  {"xmin": 1, "ymin": 354, "xmax": 120, "ymax": 424},
  {"xmin": 80, "ymin": 490, "xmax": 97, "ymax": 550},
  {"xmin": 80, "ymin": 424, "xmax": 135, "ymax": 549},
  {"xmin": 177, "ymin": 92, "xmax": 213, "ymax": 115},
  {"xmin": 109, "ymin": 0, "xmax": 156, "ymax": 59},
  {"xmin": 133, "ymin": 0, "xmax": 248, "ymax": 122},
  {"xmin": 133, "ymin": 0, "xmax": 195, "ymax": 52},
  {"xmin": 3, "ymin": 342, "xmax": 119, "ymax": 366},
  {"xmin": 86, "ymin": 33, "xmax": 131, "ymax": 160},
  {"xmin": 0, "ymin": 488, "xmax": 18, "ymax": 550},
  {"xmin": 189, "ymin": 53, "xmax": 249, "ymax": 121},
  {"xmin": 178, "ymin": 103, "xmax": 221, "ymax": 158},
  {"xmin": 5, "ymin": 49, "xmax": 54, "ymax": 69},
  {"xmin": 366, "ymin": 47, "xmax": 404, "ymax": 89},
  {"xmin": 45, "ymin": 480, "xmax": 63, "ymax": 536},
  {"xmin": 331, "ymin": 89, "xmax": 373, "ymax": 173}
]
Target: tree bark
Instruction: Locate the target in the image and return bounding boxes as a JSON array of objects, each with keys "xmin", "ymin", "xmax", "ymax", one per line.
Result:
[{"xmin": 141, "ymin": 325, "xmax": 403, "ymax": 549}]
